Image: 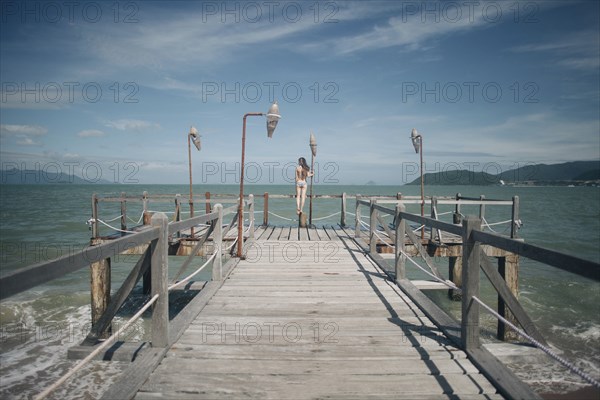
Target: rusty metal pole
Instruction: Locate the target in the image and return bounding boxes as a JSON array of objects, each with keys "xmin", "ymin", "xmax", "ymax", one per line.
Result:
[
  {"xmin": 188, "ymin": 134, "xmax": 195, "ymax": 238},
  {"xmin": 238, "ymin": 113, "xmax": 263, "ymax": 258},
  {"xmin": 420, "ymin": 137, "xmax": 425, "ymax": 240}
]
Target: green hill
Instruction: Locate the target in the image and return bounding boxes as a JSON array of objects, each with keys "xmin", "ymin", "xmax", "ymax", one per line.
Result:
[{"xmin": 406, "ymin": 161, "xmax": 600, "ymax": 186}]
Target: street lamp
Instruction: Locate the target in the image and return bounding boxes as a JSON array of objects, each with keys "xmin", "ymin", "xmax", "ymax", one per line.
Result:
[
  {"xmin": 238, "ymin": 102, "xmax": 281, "ymax": 257},
  {"xmin": 188, "ymin": 126, "xmax": 201, "ymax": 238},
  {"xmin": 309, "ymin": 132, "xmax": 317, "ymax": 226},
  {"xmin": 410, "ymin": 128, "xmax": 424, "ymax": 239}
]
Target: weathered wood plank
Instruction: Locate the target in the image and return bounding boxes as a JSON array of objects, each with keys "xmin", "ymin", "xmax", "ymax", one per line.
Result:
[
  {"xmin": 167, "ymin": 342, "xmax": 468, "ymax": 360},
  {"xmin": 138, "ymin": 372, "xmax": 497, "ymax": 398},
  {"xmin": 290, "ymin": 226, "xmax": 299, "ymax": 241},
  {"xmin": 298, "ymin": 226, "xmax": 309, "ymax": 241}
]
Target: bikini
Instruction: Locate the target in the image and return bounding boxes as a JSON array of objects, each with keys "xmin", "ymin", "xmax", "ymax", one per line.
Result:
[{"xmin": 297, "ymin": 181, "xmax": 307, "ymax": 188}]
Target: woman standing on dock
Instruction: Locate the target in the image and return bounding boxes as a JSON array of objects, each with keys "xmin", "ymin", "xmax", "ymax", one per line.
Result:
[{"xmin": 295, "ymin": 157, "xmax": 313, "ymax": 215}]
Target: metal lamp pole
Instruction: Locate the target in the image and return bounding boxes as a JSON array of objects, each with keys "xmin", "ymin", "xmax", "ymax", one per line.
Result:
[
  {"xmin": 411, "ymin": 128, "xmax": 424, "ymax": 240},
  {"xmin": 188, "ymin": 126, "xmax": 201, "ymax": 238},
  {"xmin": 309, "ymin": 132, "xmax": 317, "ymax": 226},
  {"xmin": 237, "ymin": 102, "xmax": 281, "ymax": 258}
]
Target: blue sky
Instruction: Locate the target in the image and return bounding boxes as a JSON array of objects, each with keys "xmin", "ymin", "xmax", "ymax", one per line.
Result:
[{"xmin": 1, "ymin": 0, "xmax": 598, "ymax": 184}]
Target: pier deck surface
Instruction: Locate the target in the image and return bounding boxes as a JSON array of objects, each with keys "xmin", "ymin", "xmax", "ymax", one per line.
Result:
[{"xmin": 134, "ymin": 226, "xmax": 502, "ymax": 399}]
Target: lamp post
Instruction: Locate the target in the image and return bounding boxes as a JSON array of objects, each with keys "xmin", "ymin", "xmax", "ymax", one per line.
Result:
[
  {"xmin": 410, "ymin": 128, "xmax": 424, "ymax": 240},
  {"xmin": 188, "ymin": 126, "xmax": 201, "ymax": 238},
  {"xmin": 238, "ymin": 102, "xmax": 281, "ymax": 257},
  {"xmin": 309, "ymin": 132, "xmax": 317, "ymax": 226}
]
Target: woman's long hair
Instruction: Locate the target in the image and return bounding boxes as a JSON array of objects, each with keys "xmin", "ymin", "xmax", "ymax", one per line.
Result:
[{"xmin": 298, "ymin": 157, "xmax": 310, "ymax": 179}]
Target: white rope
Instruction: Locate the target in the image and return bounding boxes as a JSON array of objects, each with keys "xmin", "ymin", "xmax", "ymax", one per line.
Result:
[
  {"xmin": 412, "ymin": 224, "xmax": 425, "ymax": 234},
  {"xmin": 95, "ymin": 219, "xmax": 137, "ymax": 234},
  {"xmin": 168, "ymin": 252, "xmax": 217, "ymax": 290},
  {"xmin": 104, "ymin": 214, "xmax": 123, "ymax": 223},
  {"xmin": 399, "ymin": 249, "xmax": 461, "ymax": 291},
  {"xmin": 359, "ymin": 219, "xmax": 370, "ymax": 228},
  {"xmin": 372, "ymin": 229, "xmax": 394, "ymax": 249},
  {"xmin": 311, "ymin": 211, "xmax": 341, "ymax": 221},
  {"xmin": 224, "ymin": 237, "xmax": 238, "ymax": 251},
  {"xmin": 346, "ymin": 211, "xmax": 356, "ymax": 216},
  {"xmin": 483, "ymin": 218, "xmax": 513, "ymax": 227},
  {"xmin": 437, "ymin": 211, "xmax": 453, "ymax": 216},
  {"xmin": 127, "ymin": 211, "xmax": 145, "ymax": 225},
  {"xmin": 34, "ymin": 294, "xmax": 159, "ymax": 400},
  {"xmin": 244, "ymin": 220, "xmax": 254, "ymax": 235},
  {"xmin": 268, "ymin": 211, "xmax": 296, "ymax": 222},
  {"xmin": 472, "ymin": 296, "xmax": 600, "ymax": 388}
]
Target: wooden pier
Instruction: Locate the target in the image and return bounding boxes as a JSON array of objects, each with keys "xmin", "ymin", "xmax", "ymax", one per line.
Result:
[
  {"xmin": 2, "ymin": 192, "xmax": 599, "ymax": 400},
  {"xmin": 130, "ymin": 225, "xmax": 503, "ymax": 399}
]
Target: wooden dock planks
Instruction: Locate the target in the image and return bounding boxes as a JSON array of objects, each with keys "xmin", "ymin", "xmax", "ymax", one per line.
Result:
[{"xmin": 135, "ymin": 229, "xmax": 501, "ymax": 399}]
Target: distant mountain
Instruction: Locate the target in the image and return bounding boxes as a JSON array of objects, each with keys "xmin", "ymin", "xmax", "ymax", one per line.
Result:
[
  {"xmin": 0, "ymin": 168, "xmax": 112, "ymax": 184},
  {"xmin": 406, "ymin": 161, "xmax": 600, "ymax": 186},
  {"xmin": 497, "ymin": 161, "xmax": 600, "ymax": 182}
]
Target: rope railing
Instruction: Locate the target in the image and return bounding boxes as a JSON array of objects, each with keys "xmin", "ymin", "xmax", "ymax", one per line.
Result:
[
  {"xmin": 168, "ymin": 252, "xmax": 218, "ymax": 291},
  {"xmin": 224, "ymin": 237, "xmax": 238, "ymax": 251},
  {"xmin": 127, "ymin": 211, "xmax": 145, "ymax": 225},
  {"xmin": 400, "ymin": 249, "xmax": 460, "ymax": 291},
  {"xmin": 34, "ymin": 294, "xmax": 160, "ymax": 400},
  {"xmin": 311, "ymin": 211, "xmax": 341, "ymax": 221},
  {"xmin": 472, "ymin": 296, "xmax": 600, "ymax": 388},
  {"xmin": 268, "ymin": 211, "xmax": 296, "ymax": 222},
  {"xmin": 93, "ymin": 218, "xmax": 138, "ymax": 234},
  {"xmin": 33, "ymin": 203, "xmax": 240, "ymax": 399}
]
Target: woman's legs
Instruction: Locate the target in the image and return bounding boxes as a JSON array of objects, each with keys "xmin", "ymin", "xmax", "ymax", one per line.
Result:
[
  {"xmin": 295, "ymin": 185, "xmax": 301, "ymax": 214},
  {"xmin": 299, "ymin": 186, "xmax": 307, "ymax": 213}
]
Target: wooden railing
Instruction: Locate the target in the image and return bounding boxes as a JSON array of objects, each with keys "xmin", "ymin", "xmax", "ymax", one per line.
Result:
[
  {"xmin": 0, "ymin": 197, "xmax": 256, "ymax": 342},
  {"xmin": 353, "ymin": 196, "xmax": 600, "ymax": 398}
]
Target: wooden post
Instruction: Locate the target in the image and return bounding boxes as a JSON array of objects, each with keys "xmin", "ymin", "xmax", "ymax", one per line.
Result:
[
  {"xmin": 369, "ymin": 199, "xmax": 377, "ymax": 254},
  {"xmin": 263, "ymin": 192, "xmax": 269, "ymax": 226},
  {"xmin": 248, "ymin": 194, "xmax": 255, "ymax": 242},
  {"xmin": 90, "ymin": 238, "xmax": 111, "ymax": 338},
  {"xmin": 430, "ymin": 196, "xmax": 438, "ymax": 242},
  {"xmin": 174, "ymin": 194, "xmax": 181, "ymax": 221},
  {"xmin": 498, "ymin": 254, "xmax": 520, "ymax": 341},
  {"xmin": 340, "ymin": 192, "xmax": 347, "ymax": 227},
  {"xmin": 453, "ymin": 192, "xmax": 462, "ymax": 224},
  {"xmin": 142, "ymin": 191, "xmax": 151, "ymax": 225},
  {"xmin": 151, "ymin": 212, "xmax": 169, "ymax": 348},
  {"xmin": 299, "ymin": 213, "xmax": 307, "ymax": 228},
  {"xmin": 461, "ymin": 216, "xmax": 481, "ymax": 350},
  {"xmin": 511, "ymin": 196, "xmax": 520, "ymax": 238},
  {"xmin": 479, "ymin": 195, "xmax": 486, "ymax": 222},
  {"xmin": 91, "ymin": 193, "xmax": 99, "ymax": 238},
  {"xmin": 120, "ymin": 192, "xmax": 127, "ymax": 236},
  {"xmin": 392, "ymin": 192, "xmax": 402, "ymax": 228},
  {"xmin": 355, "ymin": 197, "xmax": 361, "ymax": 239},
  {"xmin": 143, "ymin": 192, "xmax": 156, "ymax": 295},
  {"xmin": 205, "ymin": 191, "xmax": 211, "ymax": 214},
  {"xmin": 212, "ymin": 204, "xmax": 223, "ymax": 281},
  {"xmin": 394, "ymin": 204, "xmax": 406, "ymax": 282},
  {"xmin": 448, "ymin": 256, "xmax": 462, "ymax": 301}
]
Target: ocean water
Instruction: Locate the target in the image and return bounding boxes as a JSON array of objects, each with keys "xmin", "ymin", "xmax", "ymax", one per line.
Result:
[{"xmin": 0, "ymin": 184, "xmax": 598, "ymax": 398}]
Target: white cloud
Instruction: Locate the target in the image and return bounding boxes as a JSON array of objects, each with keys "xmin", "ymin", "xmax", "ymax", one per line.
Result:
[
  {"xmin": 104, "ymin": 119, "xmax": 160, "ymax": 132},
  {"xmin": 0, "ymin": 124, "xmax": 48, "ymax": 136},
  {"xmin": 16, "ymin": 136, "xmax": 42, "ymax": 146},
  {"xmin": 509, "ymin": 30, "xmax": 600, "ymax": 72},
  {"xmin": 77, "ymin": 129, "xmax": 105, "ymax": 137}
]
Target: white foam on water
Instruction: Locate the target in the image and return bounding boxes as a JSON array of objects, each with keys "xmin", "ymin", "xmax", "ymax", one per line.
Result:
[{"xmin": 0, "ymin": 298, "xmax": 132, "ymax": 399}]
